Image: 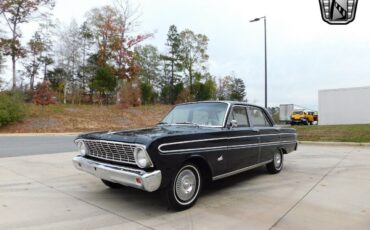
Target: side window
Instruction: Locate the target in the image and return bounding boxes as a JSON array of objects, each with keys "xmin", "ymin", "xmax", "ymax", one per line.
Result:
[
  {"xmin": 227, "ymin": 106, "xmax": 249, "ymax": 127},
  {"xmin": 247, "ymin": 106, "xmax": 271, "ymax": 127}
]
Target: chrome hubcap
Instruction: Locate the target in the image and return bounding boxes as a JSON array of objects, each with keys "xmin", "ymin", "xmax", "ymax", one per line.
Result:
[
  {"xmin": 274, "ymin": 153, "xmax": 282, "ymax": 168},
  {"xmin": 175, "ymin": 169, "xmax": 197, "ymax": 202}
]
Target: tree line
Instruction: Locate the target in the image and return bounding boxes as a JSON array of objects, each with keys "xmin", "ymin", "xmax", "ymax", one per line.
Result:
[{"xmin": 0, "ymin": 0, "xmax": 247, "ymax": 106}]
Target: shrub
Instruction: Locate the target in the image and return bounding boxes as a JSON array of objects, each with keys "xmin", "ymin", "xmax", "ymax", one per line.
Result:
[
  {"xmin": 90, "ymin": 65, "xmax": 117, "ymax": 104},
  {"xmin": 119, "ymin": 79, "xmax": 142, "ymax": 108},
  {"xmin": 0, "ymin": 92, "xmax": 26, "ymax": 127},
  {"xmin": 160, "ymin": 83, "xmax": 184, "ymax": 104},
  {"xmin": 33, "ymin": 81, "xmax": 55, "ymax": 106},
  {"xmin": 176, "ymin": 88, "xmax": 193, "ymax": 103},
  {"xmin": 193, "ymin": 78, "xmax": 217, "ymax": 101},
  {"xmin": 140, "ymin": 81, "xmax": 156, "ymax": 104}
]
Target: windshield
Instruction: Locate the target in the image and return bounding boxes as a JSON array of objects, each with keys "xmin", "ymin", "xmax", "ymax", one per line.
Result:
[
  {"xmin": 161, "ymin": 102, "xmax": 228, "ymax": 127},
  {"xmin": 293, "ymin": 111, "xmax": 304, "ymax": 115}
]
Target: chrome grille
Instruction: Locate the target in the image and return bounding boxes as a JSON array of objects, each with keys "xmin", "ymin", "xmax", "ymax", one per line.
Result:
[{"xmin": 83, "ymin": 140, "xmax": 136, "ymax": 165}]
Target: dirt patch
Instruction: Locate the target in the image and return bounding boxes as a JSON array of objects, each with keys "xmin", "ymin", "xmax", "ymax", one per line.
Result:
[{"xmin": 0, "ymin": 104, "xmax": 172, "ymax": 133}]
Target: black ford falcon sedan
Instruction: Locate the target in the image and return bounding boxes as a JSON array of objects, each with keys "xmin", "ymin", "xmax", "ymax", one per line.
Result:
[{"xmin": 73, "ymin": 101, "xmax": 297, "ymax": 210}]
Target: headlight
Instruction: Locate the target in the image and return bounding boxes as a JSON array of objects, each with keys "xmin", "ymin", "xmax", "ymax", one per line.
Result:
[
  {"xmin": 76, "ymin": 141, "xmax": 87, "ymax": 156},
  {"xmin": 134, "ymin": 147, "xmax": 153, "ymax": 168}
]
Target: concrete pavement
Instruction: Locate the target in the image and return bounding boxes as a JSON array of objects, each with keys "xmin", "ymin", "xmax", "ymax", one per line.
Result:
[{"xmin": 0, "ymin": 144, "xmax": 369, "ymax": 229}]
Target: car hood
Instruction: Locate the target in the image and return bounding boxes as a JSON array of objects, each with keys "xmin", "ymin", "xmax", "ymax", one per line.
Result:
[{"xmin": 77, "ymin": 125, "xmax": 217, "ymax": 146}]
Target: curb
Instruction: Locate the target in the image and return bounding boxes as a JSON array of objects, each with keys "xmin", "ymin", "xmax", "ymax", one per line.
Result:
[
  {"xmin": 0, "ymin": 133, "xmax": 80, "ymax": 137},
  {"xmin": 299, "ymin": 141, "xmax": 370, "ymax": 147}
]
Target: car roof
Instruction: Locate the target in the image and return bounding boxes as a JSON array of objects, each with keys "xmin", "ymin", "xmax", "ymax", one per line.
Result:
[{"xmin": 177, "ymin": 100, "xmax": 264, "ymax": 109}]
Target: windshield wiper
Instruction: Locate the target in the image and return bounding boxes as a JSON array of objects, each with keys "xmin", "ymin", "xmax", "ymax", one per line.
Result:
[
  {"xmin": 175, "ymin": 122, "xmax": 200, "ymax": 127},
  {"xmin": 157, "ymin": 121, "xmax": 168, "ymax": 125}
]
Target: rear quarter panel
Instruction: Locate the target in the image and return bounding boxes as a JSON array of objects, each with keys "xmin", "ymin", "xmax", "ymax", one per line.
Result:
[{"xmin": 279, "ymin": 127, "xmax": 298, "ymax": 153}]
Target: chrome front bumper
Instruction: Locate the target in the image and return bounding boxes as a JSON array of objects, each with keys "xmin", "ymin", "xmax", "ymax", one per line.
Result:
[{"xmin": 73, "ymin": 156, "xmax": 162, "ymax": 192}]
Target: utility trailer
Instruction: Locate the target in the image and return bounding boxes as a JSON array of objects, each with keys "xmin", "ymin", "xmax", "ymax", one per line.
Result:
[{"xmin": 279, "ymin": 104, "xmax": 295, "ymax": 123}]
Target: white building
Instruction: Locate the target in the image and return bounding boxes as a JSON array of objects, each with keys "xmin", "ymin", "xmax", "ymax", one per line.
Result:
[{"xmin": 318, "ymin": 86, "xmax": 370, "ymax": 125}]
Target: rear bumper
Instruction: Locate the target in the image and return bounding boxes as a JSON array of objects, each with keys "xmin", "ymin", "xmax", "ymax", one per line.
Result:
[{"xmin": 73, "ymin": 156, "xmax": 162, "ymax": 192}]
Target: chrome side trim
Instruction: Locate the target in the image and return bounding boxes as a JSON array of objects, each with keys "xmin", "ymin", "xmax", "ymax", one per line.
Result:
[
  {"xmin": 159, "ymin": 140, "xmax": 297, "ymax": 154},
  {"xmin": 212, "ymin": 160, "xmax": 273, "ymax": 181},
  {"xmin": 222, "ymin": 102, "xmax": 232, "ymax": 127},
  {"xmin": 158, "ymin": 134, "xmax": 297, "ymax": 153},
  {"xmin": 228, "ymin": 141, "xmax": 297, "ymax": 150},
  {"xmin": 163, "ymin": 145, "xmax": 228, "ymax": 153},
  {"xmin": 162, "ymin": 124, "xmax": 224, "ymax": 128}
]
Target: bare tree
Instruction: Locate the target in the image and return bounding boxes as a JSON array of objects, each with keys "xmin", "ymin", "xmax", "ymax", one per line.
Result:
[
  {"xmin": 38, "ymin": 18, "xmax": 55, "ymax": 81},
  {"xmin": 55, "ymin": 20, "xmax": 82, "ymax": 104},
  {"xmin": 0, "ymin": 0, "xmax": 55, "ymax": 89},
  {"xmin": 22, "ymin": 31, "xmax": 44, "ymax": 91},
  {"xmin": 0, "ymin": 48, "xmax": 5, "ymax": 76},
  {"xmin": 79, "ymin": 21, "xmax": 94, "ymax": 91},
  {"xmin": 179, "ymin": 29, "xmax": 209, "ymax": 94}
]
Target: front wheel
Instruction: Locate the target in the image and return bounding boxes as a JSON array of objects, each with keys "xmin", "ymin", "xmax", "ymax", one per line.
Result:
[
  {"xmin": 162, "ymin": 164, "xmax": 202, "ymax": 211},
  {"xmin": 266, "ymin": 152, "xmax": 284, "ymax": 174}
]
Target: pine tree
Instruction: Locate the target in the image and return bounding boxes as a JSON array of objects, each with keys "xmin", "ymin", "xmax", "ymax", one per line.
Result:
[
  {"xmin": 163, "ymin": 25, "xmax": 182, "ymax": 104},
  {"xmin": 230, "ymin": 78, "xmax": 246, "ymax": 101}
]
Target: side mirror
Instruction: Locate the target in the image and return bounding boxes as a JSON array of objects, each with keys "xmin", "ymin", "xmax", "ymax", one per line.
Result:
[{"xmin": 230, "ymin": 120, "xmax": 238, "ymax": 128}]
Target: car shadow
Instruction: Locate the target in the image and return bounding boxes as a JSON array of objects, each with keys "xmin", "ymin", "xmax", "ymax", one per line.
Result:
[{"xmin": 96, "ymin": 165, "xmax": 269, "ymax": 213}]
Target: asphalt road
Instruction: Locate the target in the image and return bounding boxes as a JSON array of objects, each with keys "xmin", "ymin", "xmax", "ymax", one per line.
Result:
[
  {"xmin": 0, "ymin": 144, "xmax": 369, "ymax": 229},
  {"xmin": 0, "ymin": 135, "xmax": 77, "ymax": 158}
]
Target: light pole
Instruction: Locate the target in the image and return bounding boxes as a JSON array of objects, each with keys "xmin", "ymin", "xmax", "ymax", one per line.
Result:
[{"xmin": 250, "ymin": 16, "xmax": 268, "ymax": 109}]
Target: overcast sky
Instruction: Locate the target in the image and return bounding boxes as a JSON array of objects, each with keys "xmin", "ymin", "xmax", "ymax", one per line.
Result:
[{"xmin": 2, "ymin": 0, "xmax": 370, "ymax": 109}]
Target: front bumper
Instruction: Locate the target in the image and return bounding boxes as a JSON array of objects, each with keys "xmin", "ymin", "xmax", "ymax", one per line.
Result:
[
  {"xmin": 291, "ymin": 119, "xmax": 305, "ymax": 123},
  {"xmin": 73, "ymin": 156, "xmax": 162, "ymax": 192}
]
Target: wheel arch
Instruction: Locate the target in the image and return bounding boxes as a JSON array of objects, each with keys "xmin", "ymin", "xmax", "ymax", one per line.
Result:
[
  {"xmin": 278, "ymin": 147, "xmax": 288, "ymax": 155},
  {"xmin": 183, "ymin": 155, "xmax": 213, "ymax": 182}
]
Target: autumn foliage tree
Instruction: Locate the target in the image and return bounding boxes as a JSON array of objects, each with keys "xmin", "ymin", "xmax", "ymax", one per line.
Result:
[
  {"xmin": 0, "ymin": 0, "xmax": 233, "ymax": 108},
  {"xmin": 87, "ymin": 2, "xmax": 152, "ymax": 105},
  {"xmin": 33, "ymin": 81, "xmax": 55, "ymax": 106}
]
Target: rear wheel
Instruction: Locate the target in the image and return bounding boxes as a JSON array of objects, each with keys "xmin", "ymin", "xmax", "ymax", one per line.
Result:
[
  {"xmin": 266, "ymin": 152, "xmax": 284, "ymax": 174},
  {"xmin": 101, "ymin": 179, "xmax": 125, "ymax": 189},
  {"xmin": 162, "ymin": 164, "xmax": 202, "ymax": 211}
]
